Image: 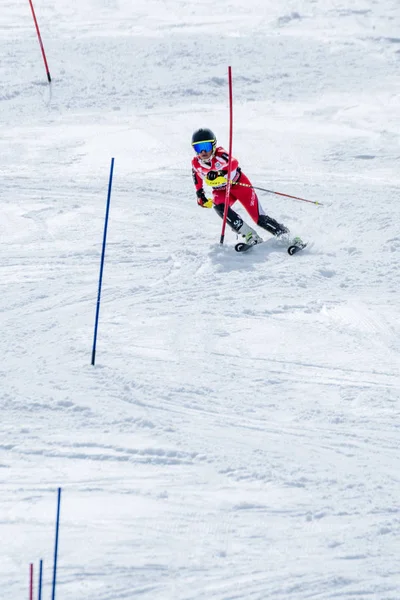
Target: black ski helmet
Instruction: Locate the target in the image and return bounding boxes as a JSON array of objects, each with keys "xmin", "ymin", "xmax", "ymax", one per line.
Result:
[{"xmin": 191, "ymin": 128, "xmax": 217, "ymax": 153}]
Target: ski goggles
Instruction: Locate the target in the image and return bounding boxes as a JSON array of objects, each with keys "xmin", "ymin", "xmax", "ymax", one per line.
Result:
[{"xmin": 192, "ymin": 141, "xmax": 213, "ymax": 154}]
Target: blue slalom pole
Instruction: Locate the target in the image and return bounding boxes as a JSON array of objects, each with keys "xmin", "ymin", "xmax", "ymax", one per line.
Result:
[
  {"xmin": 91, "ymin": 157, "xmax": 115, "ymax": 366},
  {"xmin": 51, "ymin": 488, "xmax": 62, "ymax": 600},
  {"xmin": 38, "ymin": 559, "xmax": 43, "ymax": 600}
]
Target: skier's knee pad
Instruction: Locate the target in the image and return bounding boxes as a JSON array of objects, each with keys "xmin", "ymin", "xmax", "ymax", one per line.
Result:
[
  {"xmin": 213, "ymin": 204, "xmax": 243, "ymax": 232},
  {"xmin": 213, "ymin": 204, "xmax": 224, "ymax": 217},
  {"xmin": 257, "ymin": 214, "xmax": 288, "ymax": 236}
]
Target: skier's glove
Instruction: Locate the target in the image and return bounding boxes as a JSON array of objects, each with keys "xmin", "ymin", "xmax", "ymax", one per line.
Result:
[
  {"xmin": 207, "ymin": 170, "xmax": 227, "ymax": 181},
  {"xmin": 196, "ymin": 189, "xmax": 213, "ymax": 208},
  {"xmin": 198, "ymin": 198, "xmax": 213, "ymax": 208},
  {"xmin": 206, "ymin": 170, "xmax": 227, "ymax": 187}
]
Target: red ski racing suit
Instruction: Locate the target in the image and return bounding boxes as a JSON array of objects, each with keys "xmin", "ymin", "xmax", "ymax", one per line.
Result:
[
  {"xmin": 192, "ymin": 146, "xmax": 289, "ymax": 238},
  {"xmin": 192, "ymin": 146, "xmax": 264, "ymax": 222}
]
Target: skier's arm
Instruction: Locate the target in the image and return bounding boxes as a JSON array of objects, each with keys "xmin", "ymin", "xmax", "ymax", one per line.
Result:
[
  {"xmin": 218, "ymin": 149, "xmax": 239, "ymax": 181},
  {"xmin": 196, "ymin": 189, "xmax": 213, "ymax": 208},
  {"xmin": 192, "ymin": 166, "xmax": 213, "ymax": 208},
  {"xmin": 206, "ymin": 149, "xmax": 240, "ymax": 187}
]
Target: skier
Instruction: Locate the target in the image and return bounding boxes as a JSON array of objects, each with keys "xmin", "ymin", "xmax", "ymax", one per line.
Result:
[{"xmin": 191, "ymin": 128, "xmax": 289, "ymax": 245}]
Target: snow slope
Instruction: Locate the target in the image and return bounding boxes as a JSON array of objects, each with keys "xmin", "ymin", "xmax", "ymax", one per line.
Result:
[{"xmin": 1, "ymin": 0, "xmax": 400, "ymax": 598}]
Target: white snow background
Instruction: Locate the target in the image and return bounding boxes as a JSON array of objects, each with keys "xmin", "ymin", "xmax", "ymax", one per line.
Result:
[{"xmin": 1, "ymin": 0, "xmax": 400, "ymax": 598}]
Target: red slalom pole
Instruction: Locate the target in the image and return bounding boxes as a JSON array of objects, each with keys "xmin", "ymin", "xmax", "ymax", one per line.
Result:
[
  {"xmin": 28, "ymin": 0, "xmax": 51, "ymax": 83},
  {"xmin": 219, "ymin": 66, "xmax": 233, "ymax": 245},
  {"xmin": 29, "ymin": 563, "xmax": 34, "ymax": 600}
]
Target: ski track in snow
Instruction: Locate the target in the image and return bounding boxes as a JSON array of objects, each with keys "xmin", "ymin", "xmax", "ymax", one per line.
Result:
[{"xmin": 1, "ymin": 0, "xmax": 400, "ymax": 598}]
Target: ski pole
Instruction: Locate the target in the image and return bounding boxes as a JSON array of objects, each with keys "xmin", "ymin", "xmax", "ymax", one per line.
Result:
[{"xmin": 231, "ymin": 181, "xmax": 322, "ymax": 206}]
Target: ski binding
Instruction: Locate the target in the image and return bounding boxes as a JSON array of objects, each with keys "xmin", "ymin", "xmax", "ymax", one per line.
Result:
[
  {"xmin": 235, "ymin": 241, "xmax": 258, "ymax": 253},
  {"xmin": 287, "ymin": 238, "xmax": 307, "ymax": 255}
]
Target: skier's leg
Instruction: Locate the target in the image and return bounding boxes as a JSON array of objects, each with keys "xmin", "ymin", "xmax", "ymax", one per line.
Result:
[
  {"xmin": 213, "ymin": 203, "xmax": 262, "ymax": 243},
  {"xmin": 257, "ymin": 214, "xmax": 289, "ymax": 236},
  {"xmin": 232, "ymin": 175, "xmax": 289, "ymax": 236}
]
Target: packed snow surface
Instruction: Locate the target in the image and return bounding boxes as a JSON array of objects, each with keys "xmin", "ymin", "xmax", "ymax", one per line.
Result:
[{"xmin": 1, "ymin": 0, "xmax": 399, "ymax": 598}]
